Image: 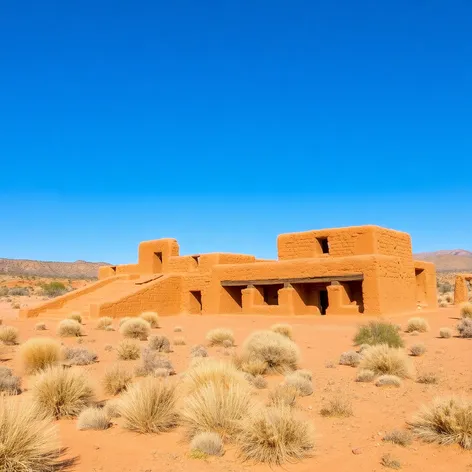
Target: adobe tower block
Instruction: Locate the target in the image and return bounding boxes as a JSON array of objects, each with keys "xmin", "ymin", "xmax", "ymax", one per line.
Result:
[{"xmin": 20, "ymin": 225, "xmax": 437, "ymax": 319}]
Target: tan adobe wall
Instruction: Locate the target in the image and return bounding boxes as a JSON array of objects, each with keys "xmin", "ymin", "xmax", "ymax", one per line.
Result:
[
  {"xmin": 454, "ymin": 274, "xmax": 472, "ymax": 304},
  {"xmin": 413, "ymin": 260, "xmax": 437, "ymax": 307}
]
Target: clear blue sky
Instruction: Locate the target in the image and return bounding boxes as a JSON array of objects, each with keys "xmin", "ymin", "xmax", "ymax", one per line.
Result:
[{"xmin": 0, "ymin": 1, "xmax": 470, "ymax": 263}]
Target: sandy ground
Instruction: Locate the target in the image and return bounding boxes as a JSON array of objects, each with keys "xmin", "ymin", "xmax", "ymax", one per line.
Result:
[{"xmin": 0, "ymin": 302, "xmax": 471, "ymax": 472}]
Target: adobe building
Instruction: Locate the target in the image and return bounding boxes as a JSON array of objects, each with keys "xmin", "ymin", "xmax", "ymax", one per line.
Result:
[
  {"xmin": 20, "ymin": 225, "xmax": 437, "ymax": 319},
  {"xmin": 454, "ymin": 274, "xmax": 472, "ymax": 304}
]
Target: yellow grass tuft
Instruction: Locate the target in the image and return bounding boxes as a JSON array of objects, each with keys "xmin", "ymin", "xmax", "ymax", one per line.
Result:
[
  {"xmin": 284, "ymin": 373, "xmax": 313, "ymax": 396},
  {"xmin": 32, "ymin": 366, "xmax": 95, "ymax": 418},
  {"xmin": 439, "ymin": 327, "xmax": 452, "ymax": 338},
  {"xmin": 460, "ymin": 302, "xmax": 472, "ymax": 319},
  {"xmin": 119, "ymin": 377, "xmax": 178, "ymax": 433},
  {"xmin": 238, "ymin": 403, "xmax": 314, "ymax": 464},
  {"xmin": 206, "ymin": 328, "xmax": 235, "ymax": 347},
  {"xmin": 320, "ymin": 395, "xmax": 353, "ymax": 417},
  {"xmin": 20, "ymin": 338, "xmax": 62, "ymax": 374},
  {"xmin": 405, "ymin": 317, "xmax": 430, "ymax": 333},
  {"xmin": 375, "ymin": 375, "xmax": 402, "ymax": 387},
  {"xmin": 119, "ymin": 317, "xmax": 131, "ymax": 327},
  {"xmin": 139, "ymin": 311, "xmax": 160, "ymax": 328},
  {"xmin": 0, "ymin": 326, "xmax": 19, "ymax": 345},
  {"xmin": 57, "ymin": 319, "xmax": 82, "ymax": 337},
  {"xmin": 116, "ymin": 339, "xmax": 141, "ymax": 360},
  {"xmin": 268, "ymin": 384, "xmax": 298, "ymax": 407},
  {"xmin": 96, "ymin": 317, "xmax": 113, "ymax": 330},
  {"xmin": 68, "ymin": 312, "xmax": 82, "ymax": 324},
  {"xmin": 120, "ymin": 318, "xmax": 151, "ymax": 340},
  {"xmin": 173, "ymin": 336, "xmax": 186, "ymax": 346},
  {"xmin": 35, "ymin": 322, "xmax": 47, "ymax": 331},
  {"xmin": 103, "ymin": 364, "xmax": 133, "ymax": 395},
  {"xmin": 359, "ymin": 344, "xmax": 414, "ymax": 379},
  {"xmin": 270, "ymin": 323, "xmax": 294, "ymax": 340},
  {"xmin": 190, "ymin": 431, "xmax": 224, "ymax": 456},
  {"xmin": 77, "ymin": 407, "xmax": 111, "ymax": 430}
]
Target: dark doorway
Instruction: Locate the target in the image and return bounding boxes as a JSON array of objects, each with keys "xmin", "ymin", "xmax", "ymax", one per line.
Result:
[
  {"xmin": 320, "ymin": 289, "xmax": 329, "ymax": 315},
  {"xmin": 317, "ymin": 237, "xmax": 330, "ymax": 254},
  {"xmin": 154, "ymin": 252, "xmax": 163, "ymax": 272},
  {"xmin": 110, "ymin": 266, "xmax": 117, "ymax": 274},
  {"xmin": 191, "ymin": 255, "xmax": 200, "ymax": 265},
  {"xmin": 189, "ymin": 291, "xmax": 202, "ymax": 314}
]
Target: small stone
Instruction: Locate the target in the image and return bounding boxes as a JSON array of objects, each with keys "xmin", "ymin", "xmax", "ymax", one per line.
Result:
[{"xmin": 352, "ymin": 447, "xmax": 362, "ymax": 455}]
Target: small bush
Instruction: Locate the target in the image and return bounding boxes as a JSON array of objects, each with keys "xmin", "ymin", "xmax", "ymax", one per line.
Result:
[
  {"xmin": 246, "ymin": 374, "xmax": 268, "ymax": 389},
  {"xmin": 173, "ymin": 336, "xmax": 186, "ymax": 346},
  {"xmin": 238, "ymin": 404, "xmax": 314, "ymax": 464},
  {"xmin": 293, "ymin": 369, "xmax": 312, "ymax": 381},
  {"xmin": 383, "ymin": 430, "xmax": 413, "ymax": 446},
  {"xmin": 457, "ymin": 318, "xmax": 472, "ymax": 338},
  {"xmin": 103, "ymin": 364, "xmax": 133, "ymax": 395},
  {"xmin": 380, "ymin": 453, "xmax": 401, "ymax": 469},
  {"xmin": 0, "ymin": 395, "xmax": 69, "ymax": 472},
  {"xmin": 139, "ymin": 311, "xmax": 160, "ymax": 328},
  {"xmin": 57, "ymin": 319, "xmax": 82, "ymax": 337},
  {"xmin": 358, "ymin": 343, "xmax": 371, "ymax": 353},
  {"xmin": 138, "ymin": 347, "xmax": 175, "ymax": 376},
  {"xmin": 0, "ymin": 367, "xmax": 21, "ymax": 394},
  {"xmin": 190, "ymin": 345, "xmax": 208, "ymax": 358},
  {"xmin": 9, "ymin": 287, "xmax": 30, "ymax": 296},
  {"xmin": 206, "ymin": 328, "xmax": 234, "ymax": 347},
  {"xmin": 104, "ymin": 399, "xmax": 121, "ymax": 419},
  {"xmin": 375, "ymin": 375, "xmax": 402, "ymax": 387},
  {"xmin": 68, "ymin": 312, "xmax": 82, "ymax": 324},
  {"xmin": 148, "ymin": 335, "xmax": 171, "ymax": 353},
  {"xmin": 41, "ymin": 281, "xmax": 68, "ymax": 298},
  {"xmin": 416, "ymin": 372, "xmax": 438, "ymax": 384},
  {"xmin": 0, "ymin": 326, "xmax": 19, "ymax": 345},
  {"xmin": 284, "ymin": 373, "xmax": 313, "ymax": 396},
  {"xmin": 62, "ymin": 346, "xmax": 98, "ymax": 366},
  {"xmin": 339, "ymin": 350, "xmax": 361, "ymax": 367},
  {"xmin": 120, "ymin": 318, "xmax": 151, "ymax": 340},
  {"xmin": 439, "ymin": 328, "xmax": 452, "ymax": 338},
  {"xmin": 182, "ymin": 381, "xmax": 254, "ymax": 439},
  {"xmin": 240, "ymin": 330, "xmax": 300, "ymax": 374},
  {"xmin": 235, "ymin": 356, "xmax": 267, "ymax": 375},
  {"xmin": 174, "ymin": 326, "xmax": 183, "ymax": 332},
  {"xmin": 271, "ymin": 323, "xmax": 293, "ymax": 340},
  {"xmin": 119, "ymin": 317, "xmax": 130, "ymax": 327},
  {"xmin": 190, "ymin": 432, "xmax": 224, "ymax": 457},
  {"xmin": 32, "ymin": 366, "xmax": 95, "ymax": 418},
  {"xmin": 96, "ymin": 317, "xmax": 113, "ymax": 330},
  {"xmin": 77, "ymin": 407, "xmax": 110, "ymax": 430},
  {"xmin": 439, "ymin": 300, "xmax": 448, "ymax": 308},
  {"xmin": 20, "ymin": 338, "xmax": 61, "ymax": 373},
  {"xmin": 460, "ymin": 302, "xmax": 472, "ymax": 319},
  {"xmin": 406, "ymin": 317, "xmax": 429, "ymax": 333},
  {"xmin": 408, "ymin": 397, "xmax": 472, "ymax": 449},
  {"xmin": 268, "ymin": 384, "xmax": 298, "ymax": 407},
  {"xmin": 116, "ymin": 339, "xmax": 140, "ymax": 360},
  {"xmin": 222, "ymin": 339, "xmax": 233, "ymax": 348},
  {"xmin": 356, "ymin": 369, "xmax": 375, "ymax": 382},
  {"xmin": 320, "ymin": 395, "xmax": 353, "ymax": 417},
  {"xmin": 353, "ymin": 321, "xmax": 404, "ymax": 348},
  {"xmin": 35, "ymin": 322, "xmax": 47, "ymax": 331},
  {"xmin": 119, "ymin": 377, "xmax": 178, "ymax": 433},
  {"xmin": 409, "ymin": 343, "xmax": 426, "ymax": 357},
  {"xmin": 359, "ymin": 344, "xmax": 414, "ymax": 379}
]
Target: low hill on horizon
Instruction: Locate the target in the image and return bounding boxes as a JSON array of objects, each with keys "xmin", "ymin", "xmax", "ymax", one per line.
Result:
[{"xmin": 414, "ymin": 249, "xmax": 472, "ymax": 272}]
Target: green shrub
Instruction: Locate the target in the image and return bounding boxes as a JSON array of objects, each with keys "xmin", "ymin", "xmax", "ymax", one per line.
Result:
[
  {"xmin": 353, "ymin": 321, "xmax": 404, "ymax": 348},
  {"xmin": 40, "ymin": 282, "xmax": 68, "ymax": 298}
]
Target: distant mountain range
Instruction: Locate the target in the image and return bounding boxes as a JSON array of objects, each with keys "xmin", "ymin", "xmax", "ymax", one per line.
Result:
[
  {"xmin": 415, "ymin": 249, "xmax": 472, "ymax": 272},
  {"xmin": 0, "ymin": 258, "xmax": 111, "ymax": 279}
]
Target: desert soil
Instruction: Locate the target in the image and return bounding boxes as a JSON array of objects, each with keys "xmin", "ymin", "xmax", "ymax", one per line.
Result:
[{"xmin": 0, "ymin": 301, "xmax": 471, "ymax": 472}]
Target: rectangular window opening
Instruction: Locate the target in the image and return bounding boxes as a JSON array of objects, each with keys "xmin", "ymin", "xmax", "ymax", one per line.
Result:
[
  {"xmin": 189, "ymin": 291, "xmax": 202, "ymax": 314},
  {"xmin": 317, "ymin": 237, "xmax": 330, "ymax": 254}
]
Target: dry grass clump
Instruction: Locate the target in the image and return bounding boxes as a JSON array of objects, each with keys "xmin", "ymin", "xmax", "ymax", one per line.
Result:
[
  {"xmin": 246, "ymin": 374, "xmax": 268, "ymax": 389},
  {"xmin": 190, "ymin": 432, "xmax": 224, "ymax": 457},
  {"xmin": 62, "ymin": 346, "xmax": 98, "ymax": 366},
  {"xmin": 353, "ymin": 321, "xmax": 404, "ymax": 348},
  {"xmin": 405, "ymin": 317, "xmax": 430, "ymax": 333},
  {"xmin": 20, "ymin": 338, "xmax": 62, "ymax": 373},
  {"xmin": 77, "ymin": 407, "xmax": 111, "ymax": 430},
  {"xmin": 35, "ymin": 322, "xmax": 47, "ymax": 331},
  {"xmin": 293, "ymin": 369, "xmax": 312, "ymax": 381},
  {"xmin": 416, "ymin": 372, "xmax": 438, "ymax": 384},
  {"xmin": 320, "ymin": 395, "xmax": 353, "ymax": 418},
  {"xmin": 358, "ymin": 343, "xmax": 371, "ymax": 353},
  {"xmin": 32, "ymin": 366, "xmax": 95, "ymax": 418},
  {"xmin": 408, "ymin": 397, "xmax": 472, "ymax": 449},
  {"xmin": 383, "ymin": 430, "xmax": 413, "ymax": 446},
  {"xmin": 104, "ymin": 399, "xmax": 121, "ymax": 418},
  {"xmin": 359, "ymin": 344, "xmax": 414, "ymax": 379},
  {"xmin": 0, "ymin": 395, "xmax": 70, "ymax": 472},
  {"xmin": 68, "ymin": 312, "xmax": 82, "ymax": 324},
  {"xmin": 457, "ymin": 318, "xmax": 472, "ymax": 338},
  {"xmin": 0, "ymin": 325, "xmax": 19, "ymax": 345},
  {"xmin": 185, "ymin": 359, "xmax": 246, "ymax": 394},
  {"xmin": 57, "ymin": 319, "xmax": 82, "ymax": 338},
  {"xmin": 139, "ymin": 311, "xmax": 160, "ymax": 328},
  {"xmin": 103, "ymin": 364, "xmax": 133, "ymax": 395},
  {"xmin": 190, "ymin": 345, "xmax": 208, "ymax": 358},
  {"xmin": 120, "ymin": 318, "xmax": 151, "ymax": 340},
  {"xmin": 269, "ymin": 384, "xmax": 298, "ymax": 407},
  {"xmin": 439, "ymin": 300, "xmax": 448, "ymax": 308},
  {"xmin": 238, "ymin": 404, "xmax": 314, "ymax": 464},
  {"xmin": 356, "ymin": 369, "xmax": 375, "ymax": 383},
  {"xmin": 206, "ymin": 328, "xmax": 235, "ymax": 347},
  {"xmin": 137, "ymin": 347, "xmax": 175, "ymax": 376},
  {"xmin": 375, "ymin": 375, "xmax": 402, "ymax": 387},
  {"xmin": 339, "ymin": 350, "xmax": 361, "ymax": 367},
  {"xmin": 239, "ymin": 330, "xmax": 300, "ymax": 374},
  {"xmin": 439, "ymin": 327, "xmax": 453, "ymax": 338},
  {"xmin": 96, "ymin": 317, "xmax": 113, "ymax": 330},
  {"xmin": 460, "ymin": 302, "xmax": 472, "ymax": 319},
  {"xmin": 148, "ymin": 335, "xmax": 171, "ymax": 353},
  {"xmin": 409, "ymin": 343, "xmax": 426, "ymax": 357},
  {"xmin": 270, "ymin": 323, "xmax": 294, "ymax": 340},
  {"xmin": 182, "ymin": 381, "xmax": 253, "ymax": 439},
  {"xmin": 116, "ymin": 339, "xmax": 140, "ymax": 360},
  {"xmin": 0, "ymin": 367, "xmax": 21, "ymax": 394},
  {"xmin": 284, "ymin": 373, "xmax": 313, "ymax": 397},
  {"xmin": 173, "ymin": 336, "xmax": 186, "ymax": 346},
  {"xmin": 380, "ymin": 453, "xmax": 401, "ymax": 469},
  {"xmin": 119, "ymin": 317, "xmax": 131, "ymax": 327},
  {"xmin": 234, "ymin": 356, "xmax": 267, "ymax": 376},
  {"xmin": 119, "ymin": 377, "xmax": 178, "ymax": 433},
  {"xmin": 174, "ymin": 326, "xmax": 183, "ymax": 332}
]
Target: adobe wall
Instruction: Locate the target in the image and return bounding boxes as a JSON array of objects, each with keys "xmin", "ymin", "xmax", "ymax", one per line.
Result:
[
  {"xmin": 413, "ymin": 260, "xmax": 437, "ymax": 307},
  {"xmin": 454, "ymin": 274, "xmax": 472, "ymax": 304}
]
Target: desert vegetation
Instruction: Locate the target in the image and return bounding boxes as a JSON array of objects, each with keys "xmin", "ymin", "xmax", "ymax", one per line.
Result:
[
  {"xmin": 20, "ymin": 337, "xmax": 62, "ymax": 373},
  {"xmin": 120, "ymin": 318, "xmax": 151, "ymax": 340},
  {"xmin": 353, "ymin": 321, "xmax": 404, "ymax": 348},
  {"xmin": 140, "ymin": 311, "xmax": 160, "ymax": 328}
]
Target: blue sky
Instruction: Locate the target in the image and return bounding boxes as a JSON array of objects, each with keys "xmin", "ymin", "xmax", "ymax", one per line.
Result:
[{"xmin": 0, "ymin": 1, "xmax": 470, "ymax": 263}]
